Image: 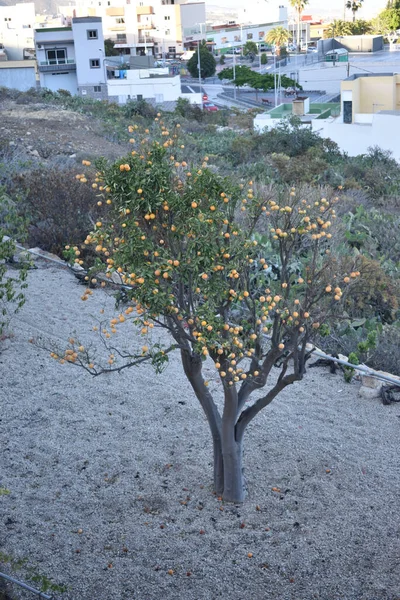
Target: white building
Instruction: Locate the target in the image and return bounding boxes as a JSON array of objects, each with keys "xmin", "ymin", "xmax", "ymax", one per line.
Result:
[
  {"xmin": 35, "ymin": 17, "xmax": 107, "ymax": 98},
  {"xmin": 206, "ymin": 18, "xmax": 289, "ymax": 54},
  {"xmin": 239, "ymin": 2, "xmax": 288, "ymax": 26},
  {"xmin": 0, "ymin": 2, "xmax": 35, "ymax": 61},
  {"xmin": 59, "ymin": 0, "xmax": 206, "ymax": 58},
  {"xmin": 107, "ymin": 66, "xmax": 181, "ymax": 103}
]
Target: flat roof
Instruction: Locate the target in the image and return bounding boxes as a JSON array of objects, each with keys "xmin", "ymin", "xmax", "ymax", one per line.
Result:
[
  {"xmin": 345, "ymin": 73, "xmax": 394, "ymax": 81},
  {"xmin": 72, "ymin": 16, "xmax": 102, "ymax": 23},
  {"xmin": 36, "ymin": 27, "xmax": 72, "ymax": 32},
  {"xmin": 0, "ymin": 60, "xmax": 36, "ymax": 69}
]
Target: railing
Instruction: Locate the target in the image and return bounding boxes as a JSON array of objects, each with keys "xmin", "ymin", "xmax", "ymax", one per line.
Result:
[
  {"xmin": 138, "ymin": 37, "xmax": 155, "ymax": 43},
  {"xmin": 39, "ymin": 58, "xmax": 75, "ymax": 66}
]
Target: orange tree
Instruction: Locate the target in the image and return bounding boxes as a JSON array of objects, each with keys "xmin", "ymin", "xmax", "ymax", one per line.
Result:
[{"xmin": 54, "ymin": 125, "xmax": 360, "ymax": 503}]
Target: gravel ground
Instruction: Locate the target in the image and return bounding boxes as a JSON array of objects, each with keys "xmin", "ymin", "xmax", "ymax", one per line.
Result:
[{"xmin": 1, "ymin": 262, "xmax": 399, "ymax": 600}]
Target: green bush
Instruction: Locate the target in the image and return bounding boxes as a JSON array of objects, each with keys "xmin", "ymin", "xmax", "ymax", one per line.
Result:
[
  {"xmin": 10, "ymin": 166, "xmax": 102, "ymax": 256},
  {"xmin": 0, "ymin": 189, "xmax": 28, "ymax": 335}
]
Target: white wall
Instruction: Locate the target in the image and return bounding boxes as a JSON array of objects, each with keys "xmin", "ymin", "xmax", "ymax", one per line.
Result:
[
  {"xmin": 72, "ymin": 18, "xmax": 106, "ymax": 86},
  {"xmin": 254, "ymin": 111, "xmax": 400, "ymax": 161},
  {"xmin": 107, "ymin": 71, "xmax": 180, "ymax": 102},
  {"xmin": 0, "ymin": 64, "xmax": 36, "ymax": 91},
  {"xmin": 40, "ymin": 71, "xmax": 78, "ymax": 94},
  {"xmin": 0, "ymin": 2, "xmax": 35, "ymax": 61},
  {"xmin": 311, "ymin": 114, "xmax": 400, "ymax": 161}
]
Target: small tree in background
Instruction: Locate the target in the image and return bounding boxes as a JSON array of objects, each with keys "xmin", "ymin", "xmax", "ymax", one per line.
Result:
[
  {"xmin": 104, "ymin": 38, "xmax": 120, "ymax": 57},
  {"xmin": 261, "ymin": 53, "xmax": 268, "ymax": 65},
  {"xmin": 242, "ymin": 40, "xmax": 258, "ymax": 60},
  {"xmin": 187, "ymin": 41, "xmax": 216, "ymax": 79},
  {"xmin": 48, "ymin": 123, "xmax": 360, "ymax": 503},
  {"xmin": 346, "ymin": 0, "xmax": 364, "ymax": 22},
  {"xmin": 265, "ymin": 27, "xmax": 292, "ymax": 55}
]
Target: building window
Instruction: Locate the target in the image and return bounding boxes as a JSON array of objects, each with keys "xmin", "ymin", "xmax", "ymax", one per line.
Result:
[
  {"xmin": 90, "ymin": 58, "xmax": 100, "ymax": 68},
  {"xmin": 94, "ymin": 85, "xmax": 101, "ymax": 92},
  {"xmin": 165, "ymin": 29, "xmax": 170, "ymax": 35},
  {"xmin": 234, "ymin": 35, "xmax": 240, "ymax": 42},
  {"xmin": 258, "ymin": 31, "xmax": 264, "ymax": 39},
  {"xmin": 87, "ymin": 29, "xmax": 98, "ymax": 39},
  {"xmin": 4, "ymin": 18, "xmax": 11, "ymax": 22},
  {"xmin": 247, "ymin": 33, "xmax": 253, "ymax": 40},
  {"xmin": 116, "ymin": 33, "xmax": 126, "ymax": 41},
  {"xmin": 221, "ymin": 37, "xmax": 228, "ymax": 44},
  {"xmin": 168, "ymin": 46, "xmax": 175, "ymax": 53},
  {"xmin": 116, "ymin": 17, "xmax": 125, "ymax": 23},
  {"xmin": 164, "ymin": 15, "xmax": 170, "ymax": 20},
  {"xmin": 46, "ymin": 49, "xmax": 66, "ymax": 64}
]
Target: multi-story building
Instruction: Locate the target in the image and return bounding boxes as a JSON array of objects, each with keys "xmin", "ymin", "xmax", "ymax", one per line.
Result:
[
  {"xmin": 0, "ymin": 2, "xmax": 35, "ymax": 61},
  {"xmin": 206, "ymin": 18, "xmax": 289, "ymax": 55},
  {"xmin": 59, "ymin": 0, "xmax": 206, "ymax": 58},
  {"xmin": 35, "ymin": 17, "xmax": 107, "ymax": 98}
]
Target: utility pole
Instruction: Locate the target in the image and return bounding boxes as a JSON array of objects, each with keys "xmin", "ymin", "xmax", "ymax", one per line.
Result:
[
  {"xmin": 347, "ymin": 61, "xmax": 350, "ymax": 77},
  {"xmin": 233, "ymin": 50, "xmax": 236, "ymax": 100},
  {"xmin": 197, "ymin": 39, "xmax": 202, "ymax": 95}
]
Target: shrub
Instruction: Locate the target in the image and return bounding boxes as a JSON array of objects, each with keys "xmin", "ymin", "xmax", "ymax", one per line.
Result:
[
  {"xmin": 0, "ymin": 188, "xmax": 28, "ymax": 335},
  {"xmin": 10, "ymin": 166, "xmax": 102, "ymax": 256}
]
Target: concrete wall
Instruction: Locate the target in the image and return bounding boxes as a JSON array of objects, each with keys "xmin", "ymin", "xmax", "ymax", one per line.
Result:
[
  {"xmin": 0, "ymin": 2, "xmax": 35, "ymax": 61},
  {"xmin": 312, "ymin": 113, "xmax": 400, "ymax": 161},
  {"xmin": 40, "ymin": 71, "xmax": 78, "ymax": 94},
  {"xmin": 0, "ymin": 63, "xmax": 36, "ymax": 91},
  {"xmin": 107, "ymin": 71, "xmax": 180, "ymax": 103},
  {"xmin": 341, "ymin": 74, "xmax": 400, "ymax": 121},
  {"xmin": 72, "ymin": 17, "xmax": 106, "ymax": 91},
  {"xmin": 255, "ymin": 111, "xmax": 400, "ymax": 162}
]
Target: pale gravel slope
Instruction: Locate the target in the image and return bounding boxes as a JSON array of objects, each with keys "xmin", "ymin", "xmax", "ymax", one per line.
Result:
[{"xmin": 0, "ymin": 263, "xmax": 399, "ymax": 600}]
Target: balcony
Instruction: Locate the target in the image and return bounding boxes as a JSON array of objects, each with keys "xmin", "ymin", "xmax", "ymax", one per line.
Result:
[
  {"xmin": 38, "ymin": 58, "xmax": 76, "ymax": 72},
  {"xmin": 136, "ymin": 6, "xmax": 154, "ymax": 15},
  {"xmin": 138, "ymin": 37, "xmax": 155, "ymax": 44}
]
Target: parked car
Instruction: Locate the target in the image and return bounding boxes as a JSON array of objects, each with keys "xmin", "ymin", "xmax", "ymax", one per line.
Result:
[{"xmin": 203, "ymin": 101, "xmax": 218, "ymax": 112}]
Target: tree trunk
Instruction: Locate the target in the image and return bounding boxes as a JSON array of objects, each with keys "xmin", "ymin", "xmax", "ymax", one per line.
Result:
[
  {"xmin": 221, "ymin": 435, "xmax": 245, "ymax": 503},
  {"xmin": 221, "ymin": 386, "xmax": 246, "ymax": 502},
  {"xmin": 213, "ymin": 435, "xmax": 224, "ymax": 495}
]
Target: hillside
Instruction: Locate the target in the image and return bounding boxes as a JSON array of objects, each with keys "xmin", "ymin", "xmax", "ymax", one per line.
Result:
[{"xmin": 1, "ymin": 85, "xmax": 400, "ymax": 600}]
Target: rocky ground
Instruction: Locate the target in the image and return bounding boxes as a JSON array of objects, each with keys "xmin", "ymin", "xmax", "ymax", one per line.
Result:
[
  {"xmin": 0, "ymin": 261, "xmax": 399, "ymax": 600},
  {"xmin": 0, "ymin": 100, "xmax": 128, "ymax": 163}
]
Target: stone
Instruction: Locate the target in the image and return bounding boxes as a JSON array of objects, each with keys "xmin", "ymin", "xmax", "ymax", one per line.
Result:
[
  {"xmin": 111, "ymin": 272, "xmax": 123, "ymax": 285},
  {"xmin": 361, "ymin": 374, "xmax": 382, "ymax": 390},
  {"xmin": 27, "ymin": 247, "xmax": 65, "ymax": 263},
  {"xmin": 71, "ymin": 263, "xmax": 85, "ymax": 272},
  {"xmin": 358, "ymin": 385, "xmax": 382, "ymax": 400}
]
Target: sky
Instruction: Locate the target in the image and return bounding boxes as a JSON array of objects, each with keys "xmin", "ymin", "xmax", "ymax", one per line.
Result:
[{"xmin": 209, "ymin": 0, "xmax": 388, "ymax": 20}]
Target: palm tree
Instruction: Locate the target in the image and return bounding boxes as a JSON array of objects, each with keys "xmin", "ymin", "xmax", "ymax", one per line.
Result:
[
  {"xmin": 323, "ymin": 19, "xmax": 353, "ymax": 38},
  {"xmin": 265, "ymin": 27, "xmax": 291, "ymax": 56},
  {"xmin": 346, "ymin": 0, "xmax": 364, "ymax": 22},
  {"xmin": 289, "ymin": 0, "xmax": 309, "ymax": 51}
]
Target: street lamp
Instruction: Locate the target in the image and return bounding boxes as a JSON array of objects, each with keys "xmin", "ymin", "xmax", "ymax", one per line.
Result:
[
  {"xmin": 196, "ymin": 22, "xmax": 206, "ymax": 100},
  {"xmin": 99, "ymin": 48, "xmax": 107, "ymax": 88}
]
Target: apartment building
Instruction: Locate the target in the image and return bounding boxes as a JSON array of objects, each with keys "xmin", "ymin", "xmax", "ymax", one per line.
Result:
[
  {"xmin": 59, "ymin": 0, "xmax": 206, "ymax": 58},
  {"xmin": 0, "ymin": 2, "xmax": 35, "ymax": 61},
  {"xmin": 207, "ymin": 18, "xmax": 289, "ymax": 55},
  {"xmin": 35, "ymin": 17, "xmax": 107, "ymax": 98}
]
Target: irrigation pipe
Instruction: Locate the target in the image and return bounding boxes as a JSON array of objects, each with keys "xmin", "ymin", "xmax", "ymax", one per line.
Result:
[
  {"xmin": 0, "ymin": 571, "xmax": 53, "ymax": 599},
  {"xmin": 307, "ymin": 347, "xmax": 400, "ymax": 387},
  {"xmin": 8, "ymin": 240, "xmax": 400, "ymax": 388}
]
